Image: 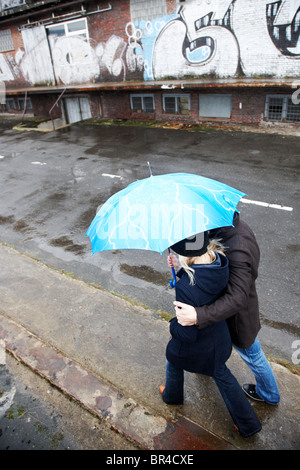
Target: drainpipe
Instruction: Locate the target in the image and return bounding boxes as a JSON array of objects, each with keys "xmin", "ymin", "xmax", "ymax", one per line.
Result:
[
  {"xmin": 21, "ymin": 90, "xmax": 27, "ymax": 122},
  {"xmin": 49, "ymin": 88, "xmax": 66, "ymax": 130}
]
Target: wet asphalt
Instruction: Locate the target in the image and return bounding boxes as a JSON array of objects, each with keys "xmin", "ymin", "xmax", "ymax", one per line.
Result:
[{"xmin": 0, "ymin": 118, "xmax": 299, "ymax": 365}]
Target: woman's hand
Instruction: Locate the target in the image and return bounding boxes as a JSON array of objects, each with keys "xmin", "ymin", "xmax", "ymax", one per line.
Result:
[
  {"xmin": 174, "ymin": 301, "xmax": 197, "ymax": 326},
  {"xmin": 167, "ymin": 253, "xmax": 180, "ymax": 271}
]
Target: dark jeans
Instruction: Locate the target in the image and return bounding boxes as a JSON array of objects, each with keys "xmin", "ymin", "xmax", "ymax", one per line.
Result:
[{"xmin": 162, "ymin": 359, "xmax": 262, "ymax": 438}]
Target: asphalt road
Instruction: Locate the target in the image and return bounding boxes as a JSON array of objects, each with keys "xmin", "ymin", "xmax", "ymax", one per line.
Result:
[{"xmin": 0, "ymin": 119, "xmax": 299, "ymax": 363}]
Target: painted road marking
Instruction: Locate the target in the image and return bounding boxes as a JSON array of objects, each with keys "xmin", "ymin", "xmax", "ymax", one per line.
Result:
[
  {"xmin": 102, "ymin": 173, "xmax": 122, "ymax": 179},
  {"xmin": 241, "ymin": 198, "xmax": 293, "ymax": 211},
  {"xmin": 99, "ymin": 176, "xmax": 293, "ymax": 212}
]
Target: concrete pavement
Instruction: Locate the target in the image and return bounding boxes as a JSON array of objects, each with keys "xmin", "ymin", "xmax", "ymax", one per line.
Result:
[{"xmin": 0, "ymin": 243, "xmax": 299, "ymax": 450}]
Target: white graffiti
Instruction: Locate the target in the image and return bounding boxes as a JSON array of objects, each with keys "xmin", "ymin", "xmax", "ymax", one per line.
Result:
[
  {"xmin": 152, "ymin": 0, "xmax": 300, "ymax": 79},
  {"xmin": 232, "ymin": 0, "xmax": 300, "ymax": 76},
  {"xmin": 0, "ymin": 0, "xmax": 299, "ymax": 86},
  {"xmin": 52, "ymin": 36, "xmax": 100, "ymax": 85},
  {"xmin": 153, "ymin": 22, "xmax": 239, "ymax": 79},
  {"xmin": 0, "ymin": 54, "xmax": 14, "ymax": 81}
]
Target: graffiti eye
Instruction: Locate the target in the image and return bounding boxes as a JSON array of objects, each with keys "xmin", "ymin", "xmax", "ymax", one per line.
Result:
[{"xmin": 185, "ymin": 37, "xmax": 214, "ymax": 64}]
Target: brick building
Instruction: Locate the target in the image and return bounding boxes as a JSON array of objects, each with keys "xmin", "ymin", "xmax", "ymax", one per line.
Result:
[{"xmin": 0, "ymin": 0, "xmax": 299, "ymax": 128}]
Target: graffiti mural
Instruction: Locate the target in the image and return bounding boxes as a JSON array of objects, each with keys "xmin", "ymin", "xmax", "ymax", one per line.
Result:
[
  {"xmin": 151, "ymin": 0, "xmax": 300, "ymax": 79},
  {"xmin": 232, "ymin": 0, "xmax": 300, "ymax": 76},
  {"xmin": 0, "ymin": 0, "xmax": 299, "ymax": 87}
]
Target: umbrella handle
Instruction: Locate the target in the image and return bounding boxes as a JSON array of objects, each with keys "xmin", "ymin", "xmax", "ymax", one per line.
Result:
[
  {"xmin": 169, "ymin": 267, "xmax": 176, "ymax": 288},
  {"xmin": 168, "ymin": 248, "xmax": 176, "ymax": 288}
]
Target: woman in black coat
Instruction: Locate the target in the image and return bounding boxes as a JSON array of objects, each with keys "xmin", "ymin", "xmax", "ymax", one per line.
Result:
[{"xmin": 160, "ymin": 232, "xmax": 261, "ymax": 438}]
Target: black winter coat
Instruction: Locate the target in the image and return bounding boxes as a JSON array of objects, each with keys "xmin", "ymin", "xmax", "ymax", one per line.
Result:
[
  {"xmin": 166, "ymin": 253, "xmax": 232, "ymax": 376},
  {"xmin": 195, "ymin": 213, "xmax": 261, "ymax": 348}
]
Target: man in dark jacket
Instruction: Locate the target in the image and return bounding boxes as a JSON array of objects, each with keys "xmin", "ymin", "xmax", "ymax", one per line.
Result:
[{"xmin": 174, "ymin": 212, "xmax": 280, "ymax": 405}]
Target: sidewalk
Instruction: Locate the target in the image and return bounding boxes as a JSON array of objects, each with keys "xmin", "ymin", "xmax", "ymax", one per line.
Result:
[{"xmin": 0, "ymin": 244, "xmax": 299, "ymax": 450}]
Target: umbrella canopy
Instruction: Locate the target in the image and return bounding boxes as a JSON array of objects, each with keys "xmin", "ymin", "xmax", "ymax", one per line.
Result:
[{"xmin": 86, "ymin": 173, "xmax": 246, "ymax": 255}]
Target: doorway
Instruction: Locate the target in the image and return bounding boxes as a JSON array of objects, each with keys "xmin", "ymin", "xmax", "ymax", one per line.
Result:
[{"xmin": 64, "ymin": 96, "xmax": 91, "ymax": 124}]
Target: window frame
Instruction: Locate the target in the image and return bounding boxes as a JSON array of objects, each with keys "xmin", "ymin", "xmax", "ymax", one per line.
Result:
[
  {"xmin": 265, "ymin": 94, "xmax": 300, "ymax": 122},
  {"xmin": 0, "ymin": 28, "xmax": 14, "ymax": 53},
  {"xmin": 17, "ymin": 96, "xmax": 32, "ymax": 111},
  {"xmin": 130, "ymin": 94, "xmax": 155, "ymax": 113},
  {"xmin": 46, "ymin": 17, "xmax": 89, "ymax": 43},
  {"xmin": 4, "ymin": 97, "xmax": 16, "ymax": 111},
  {"xmin": 162, "ymin": 94, "xmax": 191, "ymax": 115}
]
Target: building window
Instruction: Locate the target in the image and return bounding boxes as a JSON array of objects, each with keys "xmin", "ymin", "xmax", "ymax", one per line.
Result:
[
  {"xmin": 1, "ymin": 1, "xmax": 26, "ymax": 8},
  {"xmin": 130, "ymin": 94, "xmax": 155, "ymax": 113},
  {"xmin": 199, "ymin": 94, "xmax": 232, "ymax": 118},
  {"xmin": 163, "ymin": 94, "xmax": 190, "ymax": 114},
  {"xmin": 265, "ymin": 95, "xmax": 300, "ymax": 122},
  {"xmin": 0, "ymin": 29, "xmax": 14, "ymax": 52},
  {"xmin": 130, "ymin": 0, "xmax": 166, "ymax": 23},
  {"xmin": 4, "ymin": 97, "xmax": 16, "ymax": 110},
  {"xmin": 18, "ymin": 96, "xmax": 32, "ymax": 111},
  {"xmin": 47, "ymin": 18, "xmax": 89, "ymax": 45}
]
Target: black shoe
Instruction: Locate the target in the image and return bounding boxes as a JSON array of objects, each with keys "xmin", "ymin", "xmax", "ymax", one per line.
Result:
[{"xmin": 242, "ymin": 384, "xmax": 264, "ymax": 402}]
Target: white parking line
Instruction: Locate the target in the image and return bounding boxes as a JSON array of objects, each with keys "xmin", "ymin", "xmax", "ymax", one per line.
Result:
[
  {"xmin": 241, "ymin": 198, "xmax": 293, "ymax": 211},
  {"xmin": 102, "ymin": 173, "xmax": 122, "ymax": 179}
]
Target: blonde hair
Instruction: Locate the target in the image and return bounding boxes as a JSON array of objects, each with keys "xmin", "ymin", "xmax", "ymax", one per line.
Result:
[{"xmin": 178, "ymin": 239, "xmax": 225, "ymax": 285}]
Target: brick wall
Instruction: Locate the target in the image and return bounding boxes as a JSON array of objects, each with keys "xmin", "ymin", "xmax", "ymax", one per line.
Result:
[{"xmin": 98, "ymin": 88, "xmax": 267, "ymax": 124}]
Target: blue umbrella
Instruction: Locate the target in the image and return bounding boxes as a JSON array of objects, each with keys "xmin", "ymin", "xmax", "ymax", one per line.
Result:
[{"xmin": 86, "ymin": 172, "xmax": 246, "ymax": 258}]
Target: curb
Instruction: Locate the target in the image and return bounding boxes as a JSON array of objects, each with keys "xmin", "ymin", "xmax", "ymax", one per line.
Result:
[{"xmin": 0, "ymin": 313, "xmax": 235, "ymax": 451}]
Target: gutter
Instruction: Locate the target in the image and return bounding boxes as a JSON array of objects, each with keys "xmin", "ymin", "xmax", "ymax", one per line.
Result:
[{"xmin": 5, "ymin": 78, "xmax": 297, "ymax": 95}]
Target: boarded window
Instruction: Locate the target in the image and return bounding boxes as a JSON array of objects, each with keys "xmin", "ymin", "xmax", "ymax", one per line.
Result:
[
  {"xmin": 21, "ymin": 26, "xmax": 55, "ymax": 85},
  {"xmin": 199, "ymin": 94, "xmax": 232, "ymax": 118},
  {"xmin": 0, "ymin": 29, "xmax": 14, "ymax": 52}
]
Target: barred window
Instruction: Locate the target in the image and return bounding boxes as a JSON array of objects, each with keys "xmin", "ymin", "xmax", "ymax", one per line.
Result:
[
  {"xmin": 265, "ymin": 95, "xmax": 300, "ymax": 122},
  {"xmin": 267, "ymin": 97, "xmax": 284, "ymax": 121},
  {"xmin": 286, "ymin": 97, "xmax": 300, "ymax": 122},
  {"xmin": 0, "ymin": 29, "xmax": 14, "ymax": 52}
]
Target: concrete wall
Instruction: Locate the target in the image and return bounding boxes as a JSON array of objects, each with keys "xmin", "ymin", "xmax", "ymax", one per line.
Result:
[{"xmin": 0, "ymin": 0, "xmax": 299, "ymax": 89}]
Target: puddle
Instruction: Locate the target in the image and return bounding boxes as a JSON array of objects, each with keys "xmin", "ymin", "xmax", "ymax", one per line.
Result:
[
  {"xmin": 287, "ymin": 244, "xmax": 300, "ymax": 252},
  {"xmin": 13, "ymin": 219, "xmax": 31, "ymax": 233},
  {"xmin": 0, "ymin": 215, "xmax": 15, "ymax": 224},
  {"xmin": 120, "ymin": 263, "xmax": 171, "ymax": 286},
  {"xmin": 49, "ymin": 235, "xmax": 86, "ymax": 256}
]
